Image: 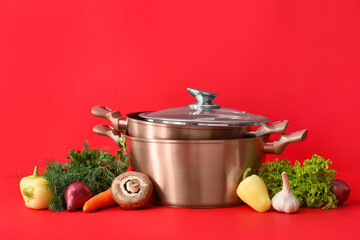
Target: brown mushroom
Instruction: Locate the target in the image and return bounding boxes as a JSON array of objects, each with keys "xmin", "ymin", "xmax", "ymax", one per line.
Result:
[{"xmin": 111, "ymin": 171, "xmax": 153, "ymax": 210}]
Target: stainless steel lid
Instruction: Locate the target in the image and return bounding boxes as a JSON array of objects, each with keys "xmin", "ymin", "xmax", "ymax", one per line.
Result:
[{"xmin": 139, "ymin": 88, "xmax": 269, "ymax": 126}]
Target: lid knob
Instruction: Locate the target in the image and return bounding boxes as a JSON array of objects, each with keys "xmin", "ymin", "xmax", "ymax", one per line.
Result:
[{"xmin": 187, "ymin": 88, "xmax": 221, "ymax": 110}]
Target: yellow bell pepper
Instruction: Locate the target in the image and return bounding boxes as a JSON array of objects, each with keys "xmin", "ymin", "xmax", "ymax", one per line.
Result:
[
  {"xmin": 19, "ymin": 166, "xmax": 52, "ymax": 209},
  {"xmin": 237, "ymin": 168, "xmax": 271, "ymax": 212}
]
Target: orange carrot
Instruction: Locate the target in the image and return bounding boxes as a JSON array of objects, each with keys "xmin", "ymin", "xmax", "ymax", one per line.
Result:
[{"xmin": 83, "ymin": 188, "xmax": 116, "ymax": 213}]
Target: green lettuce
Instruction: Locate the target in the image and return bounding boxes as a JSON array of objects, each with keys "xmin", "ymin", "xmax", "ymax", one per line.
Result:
[{"xmin": 258, "ymin": 154, "xmax": 338, "ymax": 209}]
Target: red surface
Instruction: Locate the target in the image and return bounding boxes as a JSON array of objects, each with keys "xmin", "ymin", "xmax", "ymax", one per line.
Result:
[
  {"xmin": 2, "ymin": 171, "xmax": 360, "ymax": 240},
  {"xmin": 0, "ymin": 0, "xmax": 359, "ymax": 239}
]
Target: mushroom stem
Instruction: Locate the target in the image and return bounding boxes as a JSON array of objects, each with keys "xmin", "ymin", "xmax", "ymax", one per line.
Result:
[{"xmin": 126, "ymin": 179, "xmax": 140, "ymax": 193}]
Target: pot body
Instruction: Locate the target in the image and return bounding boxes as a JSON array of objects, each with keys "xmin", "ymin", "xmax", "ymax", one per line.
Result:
[
  {"xmin": 126, "ymin": 113, "xmax": 250, "ymax": 140},
  {"xmin": 126, "ymin": 135, "xmax": 265, "ymax": 208}
]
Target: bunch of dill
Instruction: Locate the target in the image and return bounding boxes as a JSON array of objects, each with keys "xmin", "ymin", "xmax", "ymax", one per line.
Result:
[{"xmin": 43, "ymin": 134, "xmax": 130, "ymax": 212}]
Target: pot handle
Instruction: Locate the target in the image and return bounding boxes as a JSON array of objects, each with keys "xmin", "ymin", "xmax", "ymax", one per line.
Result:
[
  {"xmin": 93, "ymin": 124, "xmax": 121, "ymax": 147},
  {"xmin": 255, "ymin": 120, "xmax": 289, "ymax": 137},
  {"xmin": 262, "ymin": 129, "xmax": 308, "ymax": 155},
  {"xmin": 91, "ymin": 105, "xmax": 128, "ymax": 131}
]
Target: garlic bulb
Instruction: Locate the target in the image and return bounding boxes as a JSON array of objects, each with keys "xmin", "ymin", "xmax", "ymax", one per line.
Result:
[{"xmin": 271, "ymin": 172, "xmax": 300, "ymax": 213}]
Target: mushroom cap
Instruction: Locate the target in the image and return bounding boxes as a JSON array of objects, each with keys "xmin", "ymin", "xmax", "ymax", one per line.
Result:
[{"xmin": 111, "ymin": 171, "xmax": 153, "ymax": 210}]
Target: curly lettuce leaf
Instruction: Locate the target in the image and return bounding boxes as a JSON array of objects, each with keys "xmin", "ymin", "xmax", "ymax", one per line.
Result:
[{"xmin": 259, "ymin": 154, "xmax": 337, "ymax": 209}]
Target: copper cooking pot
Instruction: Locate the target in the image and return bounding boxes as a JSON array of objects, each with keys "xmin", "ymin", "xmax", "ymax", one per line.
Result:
[
  {"xmin": 92, "ymin": 88, "xmax": 289, "ymax": 140},
  {"xmin": 93, "ymin": 124, "xmax": 308, "ymax": 208}
]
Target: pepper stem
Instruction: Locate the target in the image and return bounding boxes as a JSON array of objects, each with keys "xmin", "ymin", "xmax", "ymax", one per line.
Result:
[
  {"xmin": 242, "ymin": 168, "xmax": 252, "ymax": 181},
  {"xmin": 32, "ymin": 166, "xmax": 39, "ymax": 178}
]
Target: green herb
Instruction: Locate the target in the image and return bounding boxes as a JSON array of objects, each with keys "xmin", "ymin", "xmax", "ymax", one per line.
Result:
[
  {"xmin": 258, "ymin": 154, "xmax": 338, "ymax": 209},
  {"xmin": 43, "ymin": 134, "xmax": 130, "ymax": 212}
]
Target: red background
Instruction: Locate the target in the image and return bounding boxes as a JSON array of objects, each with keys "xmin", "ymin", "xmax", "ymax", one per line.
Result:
[{"xmin": 0, "ymin": 0, "xmax": 359, "ymax": 239}]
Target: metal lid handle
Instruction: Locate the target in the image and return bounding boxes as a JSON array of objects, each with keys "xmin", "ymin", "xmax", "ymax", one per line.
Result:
[{"xmin": 187, "ymin": 88, "xmax": 221, "ymax": 110}]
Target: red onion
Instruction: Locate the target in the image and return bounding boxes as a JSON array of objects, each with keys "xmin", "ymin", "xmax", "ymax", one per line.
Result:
[
  {"xmin": 65, "ymin": 182, "xmax": 92, "ymax": 211},
  {"xmin": 330, "ymin": 179, "xmax": 350, "ymax": 205}
]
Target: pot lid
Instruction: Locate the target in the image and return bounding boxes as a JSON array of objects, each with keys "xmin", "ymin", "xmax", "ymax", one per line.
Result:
[{"xmin": 139, "ymin": 88, "xmax": 270, "ymax": 126}]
